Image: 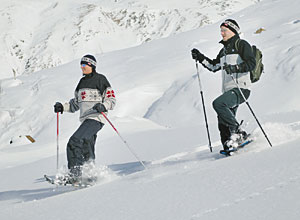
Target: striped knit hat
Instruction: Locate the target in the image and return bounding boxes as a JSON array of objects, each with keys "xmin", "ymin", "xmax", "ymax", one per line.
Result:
[
  {"xmin": 80, "ymin": 54, "xmax": 97, "ymax": 69},
  {"xmin": 220, "ymin": 19, "xmax": 240, "ymax": 35}
]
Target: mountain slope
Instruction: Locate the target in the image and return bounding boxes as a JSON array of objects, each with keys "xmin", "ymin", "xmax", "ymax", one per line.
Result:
[{"xmin": 0, "ymin": 0, "xmax": 258, "ymax": 79}]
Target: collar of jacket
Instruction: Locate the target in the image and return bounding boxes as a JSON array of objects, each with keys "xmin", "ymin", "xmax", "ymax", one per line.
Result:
[
  {"xmin": 219, "ymin": 34, "xmax": 240, "ymax": 47},
  {"xmin": 83, "ymin": 70, "xmax": 96, "ymax": 78}
]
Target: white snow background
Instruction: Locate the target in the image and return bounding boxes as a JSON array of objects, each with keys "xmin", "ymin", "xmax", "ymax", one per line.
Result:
[{"xmin": 1, "ymin": 0, "xmax": 300, "ymax": 219}]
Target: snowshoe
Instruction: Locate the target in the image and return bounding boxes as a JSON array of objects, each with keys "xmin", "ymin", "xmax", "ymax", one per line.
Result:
[
  {"xmin": 44, "ymin": 174, "xmax": 96, "ymax": 187},
  {"xmin": 220, "ymin": 138, "xmax": 253, "ymax": 156}
]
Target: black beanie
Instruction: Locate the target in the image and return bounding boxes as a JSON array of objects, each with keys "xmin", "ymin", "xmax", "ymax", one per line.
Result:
[
  {"xmin": 220, "ymin": 19, "xmax": 240, "ymax": 35},
  {"xmin": 80, "ymin": 54, "xmax": 97, "ymax": 69}
]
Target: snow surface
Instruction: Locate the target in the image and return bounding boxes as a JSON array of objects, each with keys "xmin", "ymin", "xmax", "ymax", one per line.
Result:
[{"xmin": 1, "ymin": 0, "xmax": 300, "ymax": 219}]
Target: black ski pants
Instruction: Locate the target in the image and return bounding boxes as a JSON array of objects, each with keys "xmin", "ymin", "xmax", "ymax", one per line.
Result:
[
  {"xmin": 67, "ymin": 119, "xmax": 103, "ymax": 176},
  {"xmin": 212, "ymin": 88, "xmax": 250, "ymax": 146}
]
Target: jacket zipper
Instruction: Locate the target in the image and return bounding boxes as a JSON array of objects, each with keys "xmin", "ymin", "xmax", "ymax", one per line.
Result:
[{"xmin": 224, "ymin": 44, "xmax": 238, "ymax": 83}]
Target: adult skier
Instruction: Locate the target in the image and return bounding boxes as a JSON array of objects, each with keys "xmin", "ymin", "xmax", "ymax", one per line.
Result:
[
  {"xmin": 54, "ymin": 54, "xmax": 116, "ymax": 183},
  {"xmin": 191, "ymin": 19, "xmax": 256, "ymax": 152}
]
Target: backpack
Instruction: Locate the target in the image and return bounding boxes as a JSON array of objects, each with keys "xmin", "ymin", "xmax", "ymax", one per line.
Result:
[{"xmin": 235, "ymin": 39, "xmax": 264, "ymax": 83}]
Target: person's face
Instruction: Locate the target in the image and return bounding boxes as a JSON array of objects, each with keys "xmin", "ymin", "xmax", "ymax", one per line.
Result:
[
  {"xmin": 220, "ymin": 26, "xmax": 235, "ymax": 41},
  {"xmin": 81, "ymin": 64, "xmax": 93, "ymax": 74}
]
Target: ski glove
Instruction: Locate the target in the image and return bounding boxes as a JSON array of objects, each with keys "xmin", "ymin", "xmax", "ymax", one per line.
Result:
[
  {"xmin": 93, "ymin": 103, "xmax": 107, "ymax": 113},
  {"xmin": 54, "ymin": 102, "xmax": 64, "ymax": 114},
  {"xmin": 191, "ymin": 48, "xmax": 205, "ymax": 62},
  {"xmin": 224, "ymin": 63, "xmax": 239, "ymax": 75}
]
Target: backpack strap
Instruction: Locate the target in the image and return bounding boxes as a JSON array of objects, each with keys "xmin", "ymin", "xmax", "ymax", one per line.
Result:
[{"xmin": 235, "ymin": 39, "xmax": 241, "ymax": 52}]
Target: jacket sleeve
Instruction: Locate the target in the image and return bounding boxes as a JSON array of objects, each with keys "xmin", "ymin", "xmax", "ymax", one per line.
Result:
[
  {"xmin": 236, "ymin": 40, "xmax": 256, "ymax": 73},
  {"xmin": 102, "ymin": 87, "xmax": 116, "ymax": 111},
  {"xmin": 200, "ymin": 49, "xmax": 222, "ymax": 72},
  {"xmin": 63, "ymin": 91, "xmax": 80, "ymax": 113},
  {"xmin": 100, "ymin": 76, "xmax": 116, "ymax": 111}
]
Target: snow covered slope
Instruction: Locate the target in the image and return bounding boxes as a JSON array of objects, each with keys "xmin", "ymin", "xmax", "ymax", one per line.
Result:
[
  {"xmin": 0, "ymin": 0, "xmax": 258, "ymax": 79},
  {"xmin": 1, "ymin": 0, "xmax": 300, "ymax": 219}
]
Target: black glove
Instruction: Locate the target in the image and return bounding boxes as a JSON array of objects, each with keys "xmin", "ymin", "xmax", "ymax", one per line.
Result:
[
  {"xmin": 54, "ymin": 102, "xmax": 64, "ymax": 114},
  {"xmin": 191, "ymin": 48, "xmax": 205, "ymax": 62},
  {"xmin": 223, "ymin": 63, "xmax": 239, "ymax": 75},
  {"xmin": 93, "ymin": 103, "xmax": 107, "ymax": 113}
]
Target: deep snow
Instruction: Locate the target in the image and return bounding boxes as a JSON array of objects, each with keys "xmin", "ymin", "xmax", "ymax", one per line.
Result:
[{"xmin": 1, "ymin": 0, "xmax": 300, "ymax": 219}]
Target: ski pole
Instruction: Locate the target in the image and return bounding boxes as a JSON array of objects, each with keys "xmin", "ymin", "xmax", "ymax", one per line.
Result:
[
  {"xmin": 101, "ymin": 112, "xmax": 147, "ymax": 169},
  {"xmin": 229, "ymin": 74, "xmax": 272, "ymax": 147},
  {"xmin": 195, "ymin": 61, "xmax": 213, "ymax": 152},
  {"xmin": 56, "ymin": 112, "xmax": 60, "ymax": 171}
]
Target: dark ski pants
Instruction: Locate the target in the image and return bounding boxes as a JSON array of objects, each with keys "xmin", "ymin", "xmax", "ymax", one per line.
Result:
[
  {"xmin": 67, "ymin": 119, "xmax": 103, "ymax": 176},
  {"xmin": 212, "ymin": 88, "xmax": 250, "ymax": 147}
]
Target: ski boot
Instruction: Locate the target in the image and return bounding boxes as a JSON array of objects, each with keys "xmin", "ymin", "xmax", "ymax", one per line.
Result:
[{"xmin": 220, "ymin": 127, "xmax": 250, "ymax": 156}]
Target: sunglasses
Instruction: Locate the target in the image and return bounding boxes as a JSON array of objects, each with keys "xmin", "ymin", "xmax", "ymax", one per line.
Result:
[{"xmin": 81, "ymin": 62, "xmax": 92, "ymax": 68}]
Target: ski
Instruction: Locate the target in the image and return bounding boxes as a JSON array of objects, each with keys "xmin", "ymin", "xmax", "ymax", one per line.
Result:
[{"xmin": 220, "ymin": 139, "xmax": 253, "ymax": 156}]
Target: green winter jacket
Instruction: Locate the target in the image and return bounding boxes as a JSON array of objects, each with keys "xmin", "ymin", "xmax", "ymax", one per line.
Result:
[{"xmin": 201, "ymin": 34, "xmax": 256, "ymax": 93}]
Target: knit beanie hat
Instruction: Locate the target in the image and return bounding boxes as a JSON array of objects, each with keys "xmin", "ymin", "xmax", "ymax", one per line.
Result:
[
  {"xmin": 80, "ymin": 54, "xmax": 97, "ymax": 69},
  {"xmin": 220, "ymin": 19, "xmax": 240, "ymax": 35}
]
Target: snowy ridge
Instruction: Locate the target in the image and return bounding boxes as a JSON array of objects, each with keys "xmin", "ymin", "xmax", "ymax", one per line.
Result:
[{"xmin": 0, "ymin": 0, "xmax": 258, "ymax": 79}]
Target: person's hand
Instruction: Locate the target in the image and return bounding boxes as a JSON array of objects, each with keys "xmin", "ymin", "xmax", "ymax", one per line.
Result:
[
  {"xmin": 224, "ymin": 63, "xmax": 239, "ymax": 75},
  {"xmin": 191, "ymin": 48, "xmax": 205, "ymax": 62},
  {"xmin": 54, "ymin": 102, "xmax": 64, "ymax": 114},
  {"xmin": 93, "ymin": 103, "xmax": 107, "ymax": 113}
]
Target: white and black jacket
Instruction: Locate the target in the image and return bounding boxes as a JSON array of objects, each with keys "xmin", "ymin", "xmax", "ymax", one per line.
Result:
[
  {"xmin": 201, "ymin": 34, "xmax": 256, "ymax": 93},
  {"xmin": 63, "ymin": 71, "xmax": 116, "ymax": 124}
]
